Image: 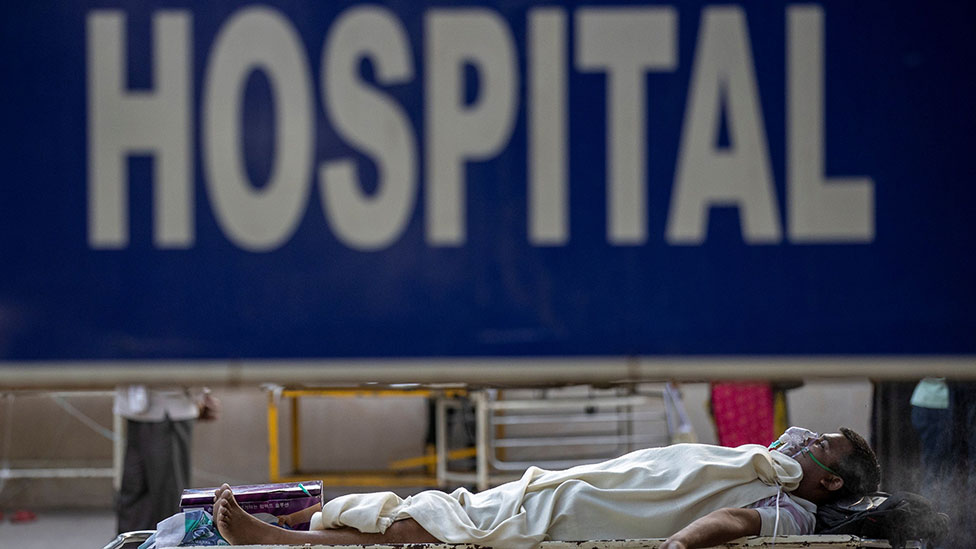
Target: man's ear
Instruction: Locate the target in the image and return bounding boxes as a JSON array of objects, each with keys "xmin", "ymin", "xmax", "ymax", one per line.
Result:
[{"xmin": 821, "ymin": 475, "xmax": 844, "ymax": 492}]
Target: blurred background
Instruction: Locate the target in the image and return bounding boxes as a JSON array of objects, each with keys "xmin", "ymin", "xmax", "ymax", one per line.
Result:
[{"xmin": 1, "ymin": 0, "xmax": 973, "ymax": 547}]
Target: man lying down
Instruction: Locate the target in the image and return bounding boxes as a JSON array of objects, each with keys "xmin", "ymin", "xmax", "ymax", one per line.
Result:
[{"xmin": 213, "ymin": 427, "xmax": 880, "ymax": 549}]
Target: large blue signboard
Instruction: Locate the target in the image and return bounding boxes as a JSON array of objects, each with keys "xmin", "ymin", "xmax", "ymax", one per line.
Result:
[{"xmin": 1, "ymin": 1, "xmax": 974, "ymax": 364}]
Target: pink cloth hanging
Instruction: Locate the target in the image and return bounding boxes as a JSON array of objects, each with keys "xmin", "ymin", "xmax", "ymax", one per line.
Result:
[{"xmin": 710, "ymin": 382, "xmax": 774, "ymax": 447}]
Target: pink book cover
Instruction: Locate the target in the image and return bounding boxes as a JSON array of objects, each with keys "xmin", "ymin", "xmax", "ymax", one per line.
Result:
[{"xmin": 181, "ymin": 481, "xmax": 323, "ymax": 531}]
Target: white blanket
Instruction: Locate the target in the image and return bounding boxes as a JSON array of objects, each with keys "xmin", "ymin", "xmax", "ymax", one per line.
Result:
[{"xmin": 311, "ymin": 444, "xmax": 804, "ymax": 547}]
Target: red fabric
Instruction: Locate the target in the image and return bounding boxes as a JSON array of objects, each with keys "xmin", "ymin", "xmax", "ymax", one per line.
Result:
[
  {"xmin": 710, "ymin": 382, "xmax": 774, "ymax": 447},
  {"xmin": 11, "ymin": 510, "xmax": 37, "ymax": 523}
]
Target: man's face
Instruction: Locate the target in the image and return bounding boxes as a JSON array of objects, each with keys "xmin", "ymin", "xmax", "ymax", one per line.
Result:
[{"xmin": 798, "ymin": 432, "xmax": 853, "ymax": 483}]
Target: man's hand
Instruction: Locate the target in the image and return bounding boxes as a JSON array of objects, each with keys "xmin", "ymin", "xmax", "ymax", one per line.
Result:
[
  {"xmin": 661, "ymin": 508, "xmax": 761, "ymax": 549},
  {"xmin": 198, "ymin": 389, "xmax": 220, "ymax": 422}
]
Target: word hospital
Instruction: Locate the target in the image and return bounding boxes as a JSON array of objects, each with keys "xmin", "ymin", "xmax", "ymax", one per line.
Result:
[{"xmin": 87, "ymin": 4, "xmax": 874, "ymax": 251}]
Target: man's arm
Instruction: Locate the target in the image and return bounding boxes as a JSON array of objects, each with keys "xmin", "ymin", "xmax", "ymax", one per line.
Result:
[{"xmin": 659, "ymin": 508, "xmax": 761, "ymax": 549}]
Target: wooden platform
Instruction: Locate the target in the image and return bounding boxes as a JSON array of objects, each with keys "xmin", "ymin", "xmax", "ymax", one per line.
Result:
[{"xmin": 226, "ymin": 535, "xmax": 891, "ymax": 548}]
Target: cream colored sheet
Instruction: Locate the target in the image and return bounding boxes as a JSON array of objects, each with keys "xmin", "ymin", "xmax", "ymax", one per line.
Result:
[{"xmin": 311, "ymin": 444, "xmax": 805, "ymax": 548}]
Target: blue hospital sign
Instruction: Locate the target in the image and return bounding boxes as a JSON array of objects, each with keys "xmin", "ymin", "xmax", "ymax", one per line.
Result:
[{"xmin": 0, "ymin": 1, "xmax": 974, "ymax": 362}]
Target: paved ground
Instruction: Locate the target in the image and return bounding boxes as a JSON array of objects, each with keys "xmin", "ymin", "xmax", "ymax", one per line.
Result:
[{"xmin": 0, "ymin": 509, "xmax": 117, "ymax": 549}]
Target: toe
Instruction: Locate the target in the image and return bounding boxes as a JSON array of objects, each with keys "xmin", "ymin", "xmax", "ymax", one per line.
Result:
[{"xmin": 216, "ymin": 486, "xmax": 233, "ymax": 502}]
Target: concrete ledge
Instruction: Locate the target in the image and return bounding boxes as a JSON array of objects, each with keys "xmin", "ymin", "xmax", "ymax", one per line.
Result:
[{"xmin": 2, "ymin": 356, "xmax": 975, "ymax": 389}]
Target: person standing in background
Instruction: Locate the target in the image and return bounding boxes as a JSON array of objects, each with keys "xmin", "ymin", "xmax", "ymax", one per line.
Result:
[
  {"xmin": 114, "ymin": 386, "xmax": 220, "ymax": 533},
  {"xmin": 710, "ymin": 381, "xmax": 804, "ymax": 448},
  {"xmin": 909, "ymin": 378, "xmax": 951, "ymax": 504},
  {"xmin": 946, "ymin": 380, "xmax": 976, "ymax": 548}
]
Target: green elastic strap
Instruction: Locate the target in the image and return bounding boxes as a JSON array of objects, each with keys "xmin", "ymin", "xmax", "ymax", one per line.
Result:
[{"xmin": 803, "ymin": 447, "xmax": 838, "ymax": 475}]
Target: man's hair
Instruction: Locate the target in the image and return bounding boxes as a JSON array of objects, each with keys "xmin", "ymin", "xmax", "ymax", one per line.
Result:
[{"xmin": 833, "ymin": 427, "xmax": 882, "ymax": 498}]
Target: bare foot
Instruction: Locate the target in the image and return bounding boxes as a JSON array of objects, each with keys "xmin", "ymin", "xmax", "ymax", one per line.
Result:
[
  {"xmin": 213, "ymin": 484, "xmax": 288, "ymax": 545},
  {"xmin": 212, "ymin": 484, "xmax": 439, "ymax": 546}
]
